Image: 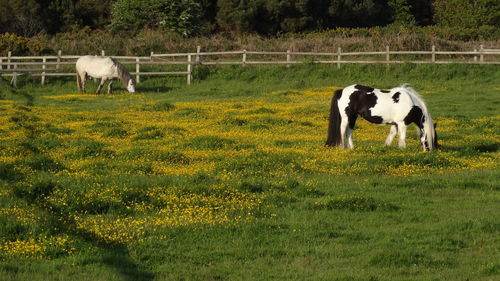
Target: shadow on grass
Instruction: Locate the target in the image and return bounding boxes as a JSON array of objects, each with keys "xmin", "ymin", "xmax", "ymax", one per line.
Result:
[
  {"xmin": 5, "ymin": 94, "xmax": 154, "ymax": 281},
  {"xmin": 439, "ymin": 142, "xmax": 499, "ymax": 155},
  {"xmin": 43, "ymin": 206, "xmax": 155, "ymax": 281},
  {"xmin": 138, "ymin": 85, "xmax": 173, "ymax": 93},
  {"xmin": 474, "ymin": 143, "xmax": 499, "ymax": 153}
]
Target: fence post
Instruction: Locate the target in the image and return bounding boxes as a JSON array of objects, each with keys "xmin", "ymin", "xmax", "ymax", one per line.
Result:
[
  {"xmin": 431, "ymin": 45, "xmax": 436, "ymax": 63},
  {"xmin": 57, "ymin": 50, "xmax": 62, "ymax": 70},
  {"xmin": 242, "ymin": 49, "xmax": 247, "ymax": 65},
  {"xmin": 11, "ymin": 63, "xmax": 17, "ymax": 87},
  {"xmin": 41, "ymin": 57, "xmax": 46, "ymax": 85},
  {"xmin": 196, "ymin": 45, "xmax": 201, "ymax": 62},
  {"xmin": 135, "ymin": 57, "xmax": 140, "ymax": 84},
  {"xmin": 7, "ymin": 51, "xmax": 11, "ymax": 70},
  {"xmin": 101, "ymin": 50, "xmax": 105, "ymax": 57},
  {"xmin": 187, "ymin": 54, "xmax": 192, "ymax": 85},
  {"xmin": 474, "ymin": 49, "xmax": 478, "ymax": 63},
  {"xmin": 479, "ymin": 45, "xmax": 484, "ymax": 63},
  {"xmin": 337, "ymin": 47, "xmax": 341, "ymax": 69}
]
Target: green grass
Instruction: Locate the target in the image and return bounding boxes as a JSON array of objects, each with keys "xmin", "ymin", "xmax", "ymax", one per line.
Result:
[{"xmin": 0, "ymin": 63, "xmax": 499, "ymax": 281}]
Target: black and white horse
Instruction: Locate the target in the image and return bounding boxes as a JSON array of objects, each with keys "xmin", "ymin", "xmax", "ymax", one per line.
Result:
[
  {"xmin": 326, "ymin": 84, "xmax": 438, "ymax": 151},
  {"xmin": 76, "ymin": 55, "xmax": 136, "ymax": 94}
]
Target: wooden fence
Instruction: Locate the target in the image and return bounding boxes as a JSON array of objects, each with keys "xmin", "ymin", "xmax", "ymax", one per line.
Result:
[{"xmin": 1, "ymin": 45, "xmax": 499, "ymax": 86}]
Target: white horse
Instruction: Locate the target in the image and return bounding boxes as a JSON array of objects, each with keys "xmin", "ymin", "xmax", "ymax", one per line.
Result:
[
  {"xmin": 326, "ymin": 84, "xmax": 438, "ymax": 151},
  {"xmin": 76, "ymin": 55, "xmax": 135, "ymax": 94}
]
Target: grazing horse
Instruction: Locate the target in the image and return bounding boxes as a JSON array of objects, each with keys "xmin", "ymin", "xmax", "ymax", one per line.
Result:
[
  {"xmin": 76, "ymin": 55, "xmax": 135, "ymax": 94},
  {"xmin": 325, "ymin": 84, "xmax": 438, "ymax": 151}
]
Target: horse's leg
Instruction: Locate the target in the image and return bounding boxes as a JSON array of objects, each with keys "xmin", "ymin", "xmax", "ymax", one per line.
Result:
[
  {"xmin": 80, "ymin": 73, "xmax": 87, "ymax": 93},
  {"xmin": 96, "ymin": 77, "xmax": 106, "ymax": 94},
  {"xmin": 107, "ymin": 81, "xmax": 113, "ymax": 94},
  {"xmin": 397, "ymin": 122, "xmax": 407, "ymax": 148},
  {"xmin": 345, "ymin": 115, "xmax": 357, "ymax": 149},
  {"xmin": 346, "ymin": 127, "xmax": 354, "ymax": 149},
  {"xmin": 339, "ymin": 121, "xmax": 348, "ymax": 149},
  {"xmin": 339, "ymin": 116, "xmax": 349, "ymax": 148},
  {"xmin": 76, "ymin": 72, "xmax": 81, "ymax": 92},
  {"xmin": 385, "ymin": 124, "xmax": 398, "ymax": 146}
]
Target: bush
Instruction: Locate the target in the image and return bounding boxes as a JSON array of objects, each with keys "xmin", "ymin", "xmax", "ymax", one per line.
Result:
[
  {"xmin": 0, "ymin": 33, "xmax": 29, "ymax": 56},
  {"xmin": 0, "ymin": 33, "xmax": 50, "ymax": 56}
]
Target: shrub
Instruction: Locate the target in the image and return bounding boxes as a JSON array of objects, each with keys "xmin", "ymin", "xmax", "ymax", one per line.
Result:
[
  {"xmin": 0, "ymin": 33, "xmax": 50, "ymax": 56},
  {"xmin": 0, "ymin": 33, "xmax": 28, "ymax": 56}
]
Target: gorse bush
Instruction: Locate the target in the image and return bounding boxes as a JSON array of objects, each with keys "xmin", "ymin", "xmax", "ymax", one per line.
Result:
[
  {"xmin": 2, "ymin": 25, "xmax": 499, "ymax": 56},
  {"xmin": 0, "ymin": 33, "xmax": 49, "ymax": 56}
]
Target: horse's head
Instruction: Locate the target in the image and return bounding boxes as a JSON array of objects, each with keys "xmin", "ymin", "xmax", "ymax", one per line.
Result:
[{"xmin": 127, "ymin": 79, "xmax": 136, "ymax": 93}]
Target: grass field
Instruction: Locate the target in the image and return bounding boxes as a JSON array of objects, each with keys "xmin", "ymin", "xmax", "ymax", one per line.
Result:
[{"xmin": 0, "ymin": 64, "xmax": 499, "ymax": 281}]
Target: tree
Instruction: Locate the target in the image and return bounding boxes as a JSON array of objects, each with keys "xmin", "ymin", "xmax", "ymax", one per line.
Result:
[
  {"xmin": 75, "ymin": 0, "xmax": 116, "ymax": 30},
  {"xmin": 326, "ymin": 0, "xmax": 389, "ymax": 28},
  {"xmin": 1, "ymin": 0, "xmax": 118, "ymax": 35},
  {"xmin": 216, "ymin": 0, "xmax": 391, "ymax": 35},
  {"xmin": 434, "ymin": 0, "xmax": 500, "ymax": 28},
  {"xmin": 0, "ymin": 0, "xmax": 46, "ymax": 36},
  {"xmin": 216, "ymin": 0, "xmax": 263, "ymax": 33},
  {"xmin": 110, "ymin": 0, "xmax": 202, "ymax": 36},
  {"xmin": 407, "ymin": 0, "xmax": 433, "ymax": 26},
  {"xmin": 194, "ymin": 0, "xmax": 219, "ymax": 32},
  {"xmin": 388, "ymin": 0, "xmax": 416, "ymax": 26}
]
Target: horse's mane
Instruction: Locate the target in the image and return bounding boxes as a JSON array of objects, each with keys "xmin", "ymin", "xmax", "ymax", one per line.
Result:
[
  {"xmin": 399, "ymin": 84, "xmax": 429, "ymax": 115},
  {"xmin": 110, "ymin": 57, "xmax": 132, "ymax": 87},
  {"xmin": 399, "ymin": 84, "xmax": 436, "ymax": 150}
]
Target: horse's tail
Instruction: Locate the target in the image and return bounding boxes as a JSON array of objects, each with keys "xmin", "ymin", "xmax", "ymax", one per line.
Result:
[
  {"xmin": 402, "ymin": 84, "xmax": 436, "ymax": 150},
  {"xmin": 325, "ymin": 88, "xmax": 343, "ymax": 147}
]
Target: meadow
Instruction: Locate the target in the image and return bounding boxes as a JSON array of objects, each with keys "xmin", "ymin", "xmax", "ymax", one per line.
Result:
[{"xmin": 0, "ymin": 63, "xmax": 499, "ymax": 281}]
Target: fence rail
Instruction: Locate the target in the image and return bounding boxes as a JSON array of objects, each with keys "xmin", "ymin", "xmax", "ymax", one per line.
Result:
[{"xmin": 1, "ymin": 45, "xmax": 499, "ymax": 87}]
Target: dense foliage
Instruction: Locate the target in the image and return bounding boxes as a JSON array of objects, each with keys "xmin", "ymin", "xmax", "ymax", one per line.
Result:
[
  {"xmin": 434, "ymin": 0, "xmax": 500, "ymax": 28},
  {"xmin": 0, "ymin": 0, "xmax": 498, "ymax": 36},
  {"xmin": 110, "ymin": 0, "xmax": 202, "ymax": 36}
]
